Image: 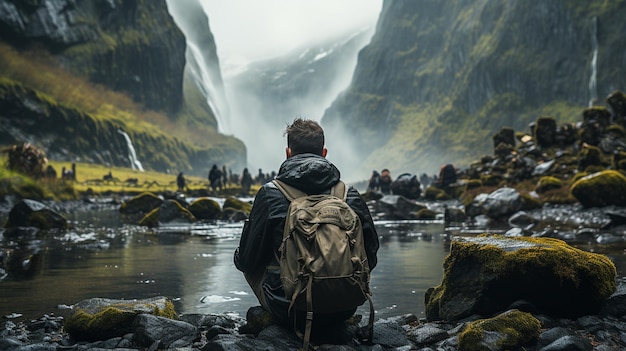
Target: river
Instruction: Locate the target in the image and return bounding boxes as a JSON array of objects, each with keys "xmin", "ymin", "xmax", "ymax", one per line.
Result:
[{"xmin": 1, "ymin": 203, "xmax": 626, "ymax": 322}]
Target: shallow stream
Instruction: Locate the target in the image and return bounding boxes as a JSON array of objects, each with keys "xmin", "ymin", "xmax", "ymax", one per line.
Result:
[{"xmin": 1, "ymin": 203, "xmax": 625, "ymax": 322}]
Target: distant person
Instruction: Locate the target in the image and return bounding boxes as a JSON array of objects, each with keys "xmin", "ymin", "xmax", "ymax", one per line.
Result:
[
  {"xmin": 379, "ymin": 168, "xmax": 392, "ymax": 194},
  {"xmin": 435, "ymin": 164, "xmax": 457, "ymax": 188},
  {"xmin": 420, "ymin": 173, "xmax": 431, "ymax": 188},
  {"xmin": 222, "ymin": 165, "xmax": 229, "ymax": 187},
  {"xmin": 176, "ymin": 172, "xmax": 186, "ymax": 192},
  {"xmin": 208, "ymin": 164, "xmax": 222, "ymax": 192},
  {"xmin": 240, "ymin": 167, "xmax": 253, "ymax": 195},
  {"xmin": 367, "ymin": 170, "xmax": 380, "ymax": 191},
  {"xmin": 256, "ymin": 168, "xmax": 265, "ymax": 184},
  {"xmin": 45, "ymin": 165, "xmax": 57, "ymax": 179}
]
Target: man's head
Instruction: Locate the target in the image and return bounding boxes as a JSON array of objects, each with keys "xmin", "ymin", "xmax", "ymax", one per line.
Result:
[{"xmin": 285, "ymin": 118, "xmax": 327, "ymax": 158}]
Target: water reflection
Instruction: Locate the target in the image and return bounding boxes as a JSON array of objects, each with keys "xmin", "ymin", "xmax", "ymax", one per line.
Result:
[{"xmin": 1, "ymin": 208, "xmax": 626, "ymax": 323}]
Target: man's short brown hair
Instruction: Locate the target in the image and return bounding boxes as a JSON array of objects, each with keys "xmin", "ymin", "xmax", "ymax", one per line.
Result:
[{"xmin": 285, "ymin": 118, "xmax": 325, "ymax": 156}]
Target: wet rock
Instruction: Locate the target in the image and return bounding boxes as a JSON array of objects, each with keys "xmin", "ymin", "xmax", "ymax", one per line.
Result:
[
  {"xmin": 188, "ymin": 197, "xmax": 222, "ymax": 220},
  {"xmin": 64, "ymin": 296, "xmax": 177, "ymax": 341},
  {"xmin": 4, "ymin": 199, "xmax": 67, "ymax": 230},
  {"xmin": 465, "ymin": 187, "xmax": 523, "ymax": 219},
  {"xmin": 571, "ymin": 170, "xmax": 626, "ymax": 207},
  {"xmin": 119, "ymin": 192, "xmax": 163, "ymax": 215},
  {"xmin": 132, "ymin": 314, "xmax": 199, "ymax": 348},
  {"xmin": 373, "ymin": 195, "xmax": 426, "ymax": 220},
  {"xmin": 457, "ymin": 310, "xmax": 541, "ymax": 351},
  {"xmin": 424, "ymin": 235, "xmax": 617, "ymax": 321},
  {"xmin": 222, "ymin": 196, "xmax": 252, "ymax": 217},
  {"xmin": 157, "ymin": 199, "xmax": 196, "ymax": 223},
  {"xmin": 444, "ymin": 206, "xmax": 467, "ymax": 224},
  {"xmin": 390, "ymin": 173, "xmax": 421, "ymax": 199}
]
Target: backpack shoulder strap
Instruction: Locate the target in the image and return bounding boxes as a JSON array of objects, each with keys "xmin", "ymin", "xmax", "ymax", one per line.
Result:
[
  {"xmin": 330, "ymin": 180, "xmax": 347, "ymax": 201},
  {"xmin": 272, "ymin": 179, "xmax": 306, "ymax": 201}
]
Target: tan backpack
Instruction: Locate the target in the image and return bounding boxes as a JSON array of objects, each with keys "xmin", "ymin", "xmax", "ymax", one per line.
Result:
[{"xmin": 272, "ymin": 179, "xmax": 374, "ymax": 350}]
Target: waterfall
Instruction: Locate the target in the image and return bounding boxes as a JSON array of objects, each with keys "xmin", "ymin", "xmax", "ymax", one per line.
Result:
[
  {"xmin": 588, "ymin": 16, "xmax": 598, "ymax": 107},
  {"xmin": 117, "ymin": 129, "xmax": 144, "ymax": 171},
  {"xmin": 186, "ymin": 41, "xmax": 230, "ymax": 133},
  {"xmin": 165, "ymin": 0, "xmax": 231, "ymax": 134}
]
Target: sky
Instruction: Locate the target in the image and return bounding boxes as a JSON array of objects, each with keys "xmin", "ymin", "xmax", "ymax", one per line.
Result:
[{"xmin": 200, "ymin": 0, "xmax": 383, "ymax": 70}]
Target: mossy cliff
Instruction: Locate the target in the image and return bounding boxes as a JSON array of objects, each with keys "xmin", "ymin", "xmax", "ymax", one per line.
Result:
[
  {"xmin": 322, "ymin": 0, "xmax": 626, "ymax": 176},
  {"xmin": 0, "ymin": 0, "xmax": 245, "ymax": 175}
]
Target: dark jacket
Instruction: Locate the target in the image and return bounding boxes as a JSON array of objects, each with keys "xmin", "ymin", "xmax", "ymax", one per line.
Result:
[{"xmin": 234, "ymin": 153, "xmax": 379, "ymax": 320}]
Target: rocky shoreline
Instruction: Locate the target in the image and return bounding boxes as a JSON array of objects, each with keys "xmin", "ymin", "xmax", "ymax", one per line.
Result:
[
  {"xmin": 3, "ymin": 285, "xmax": 626, "ymax": 351},
  {"xmin": 3, "ymin": 195, "xmax": 626, "ymax": 350}
]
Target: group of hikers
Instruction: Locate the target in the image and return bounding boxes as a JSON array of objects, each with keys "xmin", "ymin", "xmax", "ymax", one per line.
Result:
[
  {"xmin": 175, "ymin": 163, "xmax": 278, "ymax": 195},
  {"xmin": 366, "ymin": 163, "xmax": 458, "ymax": 197}
]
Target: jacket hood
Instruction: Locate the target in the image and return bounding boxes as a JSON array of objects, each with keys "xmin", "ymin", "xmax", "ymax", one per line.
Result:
[{"xmin": 275, "ymin": 153, "xmax": 340, "ymax": 193}]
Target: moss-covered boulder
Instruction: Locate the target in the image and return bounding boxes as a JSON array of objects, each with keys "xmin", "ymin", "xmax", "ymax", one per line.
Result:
[
  {"xmin": 119, "ymin": 192, "xmax": 163, "ymax": 215},
  {"xmin": 570, "ymin": 170, "xmax": 626, "ymax": 207},
  {"xmin": 425, "ymin": 235, "xmax": 616, "ymax": 321},
  {"xmin": 64, "ymin": 297, "xmax": 177, "ymax": 341},
  {"xmin": 189, "ymin": 197, "xmax": 222, "ymax": 220},
  {"xmin": 223, "ymin": 197, "xmax": 252, "ymax": 216},
  {"xmin": 415, "ymin": 208, "xmax": 437, "ymax": 220},
  {"xmin": 138, "ymin": 200, "xmax": 196, "ymax": 227},
  {"xmin": 4, "ymin": 199, "xmax": 67, "ymax": 230},
  {"xmin": 457, "ymin": 309, "xmax": 541, "ymax": 351},
  {"xmin": 535, "ymin": 176, "xmax": 563, "ymax": 194},
  {"xmin": 423, "ymin": 186, "xmax": 452, "ymax": 201}
]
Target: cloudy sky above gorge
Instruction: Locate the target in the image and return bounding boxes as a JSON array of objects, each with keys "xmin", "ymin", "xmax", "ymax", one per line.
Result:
[{"xmin": 201, "ymin": 0, "xmax": 383, "ymax": 68}]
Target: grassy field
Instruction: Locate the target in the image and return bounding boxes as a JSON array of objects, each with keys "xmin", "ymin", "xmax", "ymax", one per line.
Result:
[
  {"xmin": 0, "ymin": 155, "xmax": 257, "ymax": 200},
  {"xmin": 48, "ymin": 161, "xmax": 210, "ymax": 194}
]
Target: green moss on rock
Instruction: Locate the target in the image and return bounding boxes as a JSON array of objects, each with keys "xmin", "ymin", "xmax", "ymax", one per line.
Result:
[
  {"xmin": 425, "ymin": 235, "xmax": 616, "ymax": 321},
  {"xmin": 570, "ymin": 170, "xmax": 626, "ymax": 207},
  {"xmin": 223, "ymin": 196, "xmax": 252, "ymax": 215},
  {"xmin": 415, "ymin": 208, "xmax": 437, "ymax": 220},
  {"xmin": 65, "ymin": 297, "xmax": 177, "ymax": 341},
  {"xmin": 458, "ymin": 309, "xmax": 541, "ymax": 351},
  {"xmin": 535, "ymin": 176, "xmax": 563, "ymax": 194},
  {"xmin": 189, "ymin": 197, "xmax": 222, "ymax": 220},
  {"xmin": 119, "ymin": 192, "xmax": 162, "ymax": 215},
  {"xmin": 138, "ymin": 207, "xmax": 159, "ymax": 227}
]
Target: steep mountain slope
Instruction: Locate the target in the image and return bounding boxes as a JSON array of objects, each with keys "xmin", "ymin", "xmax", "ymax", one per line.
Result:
[
  {"xmin": 322, "ymin": 0, "xmax": 626, "ymax": 177},
  {"xmin": 0, "ymin": 0, "xmax": 245, "ymax": 175}
]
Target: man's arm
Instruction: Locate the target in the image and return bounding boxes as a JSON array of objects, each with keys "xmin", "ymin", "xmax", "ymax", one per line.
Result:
[
  {"xmin": 234, "ymin": 186, "xmax": 272, "ymax": 272},
  {"xmin": 347, "ymin": 187, "xmax": 379, "ymax": 271}
]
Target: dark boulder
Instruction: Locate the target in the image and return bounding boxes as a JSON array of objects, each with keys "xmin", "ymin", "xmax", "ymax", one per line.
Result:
[
  {"xmin": 391, "ymin": 173, "xmax": 421, "ymax": 199},
  {"xmin": 5, "ymin": 199, "xmax": 67, "ymax": 229}
]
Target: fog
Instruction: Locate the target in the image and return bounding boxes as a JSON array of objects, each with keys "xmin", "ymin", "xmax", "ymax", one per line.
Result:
[{"xmin": 199, "ymin": 0, "xmax": 383, "ymax": 181}]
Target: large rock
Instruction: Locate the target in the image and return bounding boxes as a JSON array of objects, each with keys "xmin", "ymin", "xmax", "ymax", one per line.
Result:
[
  {"xmin": 4, "ymin": 199, "xmax": 67, "ymax": 229},
  {"xmin": 132, "ymin": 314, "xmax": 199, "ymax": 348},
  {"xmin": 570, "ymin": 170, "xmax": 626, "ymax": 207},
  {"xmin": 390, "ymin": 173, "xmax": 421, "ymax": 199},
  {"xmin": 119, "ymin": 192, "xmax": 163, "ymax": 215},
  {"xmin": 465, "ymin": 187, "xmax": 523, "ymax": 219},
  {"xmin": 372, "ymin": 195, "xmax": 426, "ymax": 220},
  {"xmin": 457, "ymin": 309, "xmax": 541, "ymax": 351},
  {"xmin": 64, "ymin": 296, "xmax": 177, "ymax": 341},
  {"xmin": 188, "ymin": 197, "xmax": 222, "ymax": 220},
  {"xmin": 425, "ymin": 235, "xmax": 616, "ymax": 321}
]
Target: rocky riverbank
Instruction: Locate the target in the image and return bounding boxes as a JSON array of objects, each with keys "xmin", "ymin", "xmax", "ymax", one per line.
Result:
[{"xmin": 2, "ymin": 282, "xmax": 626, "ymax": 351}]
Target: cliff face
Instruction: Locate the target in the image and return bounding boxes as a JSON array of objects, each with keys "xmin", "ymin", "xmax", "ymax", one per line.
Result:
[
  {"xmin": 322, "ymin": 0, "xmax": 626, "ymax": 175},
  {"xmin": 0, "ymin": 0, "xmax": 185, "ymax": 113},
  {"xmin": 0, "ymin": 0, "xmax": 246, "ymax": 175}
]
